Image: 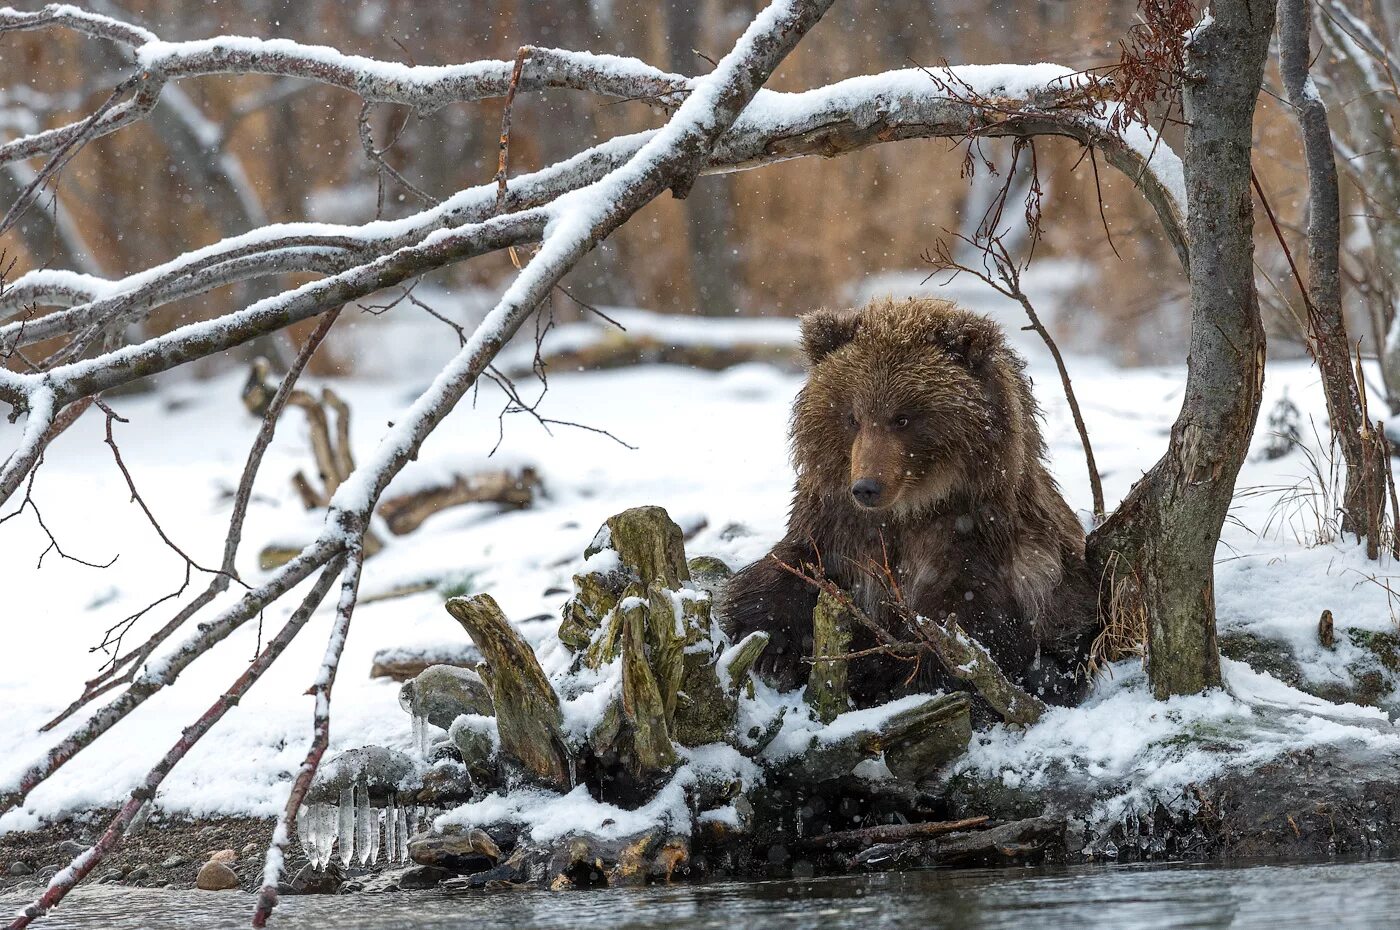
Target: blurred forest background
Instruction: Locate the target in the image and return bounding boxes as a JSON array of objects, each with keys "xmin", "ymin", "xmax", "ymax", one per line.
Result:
[{"xmin": 0, "ymin": 0, "xmax": 1390, "ymax": 369}]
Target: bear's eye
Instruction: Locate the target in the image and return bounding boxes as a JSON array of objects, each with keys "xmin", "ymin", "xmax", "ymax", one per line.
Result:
[
  {"xmin": 846, "ymin": 412, "xmax": 859, "ymax": 430},
  {"xmin": 890, "ymin": 414, "xmax": 910, "ymax": 431}
]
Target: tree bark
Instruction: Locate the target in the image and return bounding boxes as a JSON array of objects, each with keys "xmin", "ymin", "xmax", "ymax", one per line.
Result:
[
  {"xmin": 1279, "ymin": 0, "xmax": 1372, "ymax": 540},
  {"xmin": 1088, "ymin": 0, "xmax": 1275, "ymax": 698}
]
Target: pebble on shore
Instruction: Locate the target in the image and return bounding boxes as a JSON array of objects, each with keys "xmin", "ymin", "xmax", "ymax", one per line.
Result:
[{"xmin": 196, "ymin": 860, "xmax": 240, "ymax": 891}]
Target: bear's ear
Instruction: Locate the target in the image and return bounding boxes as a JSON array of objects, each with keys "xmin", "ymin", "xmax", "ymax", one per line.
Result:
[
  {"xmin": 930, "ymin": 314, "xmax": 999, "ymax": 372},
  {"xmin": 800, "ymin": 308, "xmax": 862, "ymax": 363}
]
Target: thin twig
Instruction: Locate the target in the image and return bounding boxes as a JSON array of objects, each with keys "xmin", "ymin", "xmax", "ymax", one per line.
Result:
[
  {"xmin": 40, "ymin": 308, "xmax": 343, "ymax": 731},
  {"xmin": 924, "ymin": 233, "xmax": 1104, "ymax": 519}
]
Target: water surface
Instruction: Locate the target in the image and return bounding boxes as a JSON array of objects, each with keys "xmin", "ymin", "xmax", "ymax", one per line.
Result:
[{"xmin": 6, "ymin": 859, "xmax": 1397, "ymax": 929}]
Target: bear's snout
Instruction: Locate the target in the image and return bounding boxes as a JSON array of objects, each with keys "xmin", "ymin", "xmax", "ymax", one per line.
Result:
[{"xmin": 851, "ymin": 478, "xmax": 885, "ymax": 508}]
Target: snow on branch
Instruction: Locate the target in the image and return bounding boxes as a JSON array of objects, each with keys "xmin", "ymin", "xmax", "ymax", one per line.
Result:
[
  {"xmin": 0, "ymin": 71, "xmax": 1186, "ymax": 365},
  {"xmin": 0, "ymin": 3, "xmax": 690, "ymax": 166},
  {"xmin": 0, "ymin": 0, "xmax": 839, "ymax": 841},
  {"xmin": 0, "ymin": 132, "xmax": 646, "ymax": 345},
  {"xmin": 319, "ymin": 0, "xmax": 840, "ymax": 522},
  {"xmin": 0, "ymin": 54, "xmax": 1189, "ymax": 505},
  {"xmin": 7, "ymin": 558, "xmax": 345, "ymax": 930}
]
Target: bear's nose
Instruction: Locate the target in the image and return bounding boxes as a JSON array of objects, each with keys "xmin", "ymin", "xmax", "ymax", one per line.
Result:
[{"xmin": 851, "ymin": 478, "xmax": 884, "ymax": 508}]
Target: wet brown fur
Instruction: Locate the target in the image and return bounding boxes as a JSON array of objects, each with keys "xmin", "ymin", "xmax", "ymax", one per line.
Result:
[{"xmin": 723, "ymin": 297, "xmax": 1099, "ymax": 706}]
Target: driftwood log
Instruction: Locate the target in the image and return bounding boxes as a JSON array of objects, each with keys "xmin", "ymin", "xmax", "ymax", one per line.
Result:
[
  {"xmin": 378, "ymin": 467, "xmax": 542, "ymax": 535},
  {"xmin": 246, "ymin": 361, "xmax": 540, "ymax": 567}
]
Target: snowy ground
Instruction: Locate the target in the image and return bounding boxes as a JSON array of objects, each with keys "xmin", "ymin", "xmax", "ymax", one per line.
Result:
[{"xmin": 3, "ymin": 270, "xmax": 1399, "ymax": 835}]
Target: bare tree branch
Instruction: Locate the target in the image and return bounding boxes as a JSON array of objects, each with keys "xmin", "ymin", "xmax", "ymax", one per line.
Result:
[
  {"xmin": 0, "ymin": 5, "xmax": 691, "ymax": 167},
  {"xmin": 0, "ymin": 71, "xmax": 1187, "ymax": 371},
  {"xmin": 0, "ymin": 540, "xmax": 339, "ymax": 816},
  {"xmin": 0, "ymin": 0, "xmax": 840, "ymax": 833},
  {"xmin": 7, "ymin": 557, "xmax": 344, "ymax": 930},
  {"xmin": 39, "ymin": 308, "xmax": 342, "ymax": 732},
  {"xmin": 252, "ymin": 544, "xmax": 365, "ymax": 927}
]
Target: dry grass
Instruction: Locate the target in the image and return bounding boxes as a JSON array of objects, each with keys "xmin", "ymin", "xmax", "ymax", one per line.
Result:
[
  {"xmin": 1089, "ymin": 549, "xmax": 1147, "ymax": 675},
  {"xmin": 1237, "ymin": 418, "xmax": 1349, "ymax": 549}
]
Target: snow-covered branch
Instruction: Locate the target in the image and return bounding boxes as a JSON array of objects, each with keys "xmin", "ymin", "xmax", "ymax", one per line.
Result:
[
  {"xmin": 253, "ymin": 545, "xmax": 365, "ymax": 927},
  {"xmin": 0, "ymin": 71, "xmax": 1185, "ymax": 364},
  {"xmin": 0, "ymin": 0, "xmax": 839, "ymax": 846},
  {"xmin": 8, "ymin": 557, "xmax": 346, "ymax": 930},
  {"xmin": 0, "ymin": 3, "xmax": 690, "ymax": 167}
]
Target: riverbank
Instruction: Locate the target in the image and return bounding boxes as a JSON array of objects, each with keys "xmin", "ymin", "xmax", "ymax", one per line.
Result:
[
  {"xmin": 0, "ymin": 815, "xmax": 278, "ymax": 894},
  {"xmin": 6, "ymin": 291, "xmax": 1400, "ymax": 914}
]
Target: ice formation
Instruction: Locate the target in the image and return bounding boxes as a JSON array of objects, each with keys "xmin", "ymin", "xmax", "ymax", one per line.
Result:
[
  {"xmin": 296, "ymin": 786, "xmax": 425, "ymax": 868},
  {"xmin": 295, "ymin": 746, "xmax": 425, "ymax": 869}
]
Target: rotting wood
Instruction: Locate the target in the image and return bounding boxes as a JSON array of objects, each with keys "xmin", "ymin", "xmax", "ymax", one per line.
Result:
[
  {"xmin": 788, "ymin": 692, "xmax": 973, "ymax": 783},
  {"xmin": 445, "ymin": 594, "xmax": 572, "ymax": 791},
  {"xmin": 807, "ymin": 591, "xmax": 854, "ymax": 723}
]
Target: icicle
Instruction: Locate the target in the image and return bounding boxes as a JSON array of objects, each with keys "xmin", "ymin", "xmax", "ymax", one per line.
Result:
[
  {"xmin": 418, "ymin": 715, "xmax": 433, "ymax": 759},
  {"xmin": 316, "ymin": 803, "xmax": 336, "ymax": 869},
  {"xmin": 296, "ymin": 804, "xmax": 313, "ymax": 860},
  {"xmin": 355, "ymin": 780, "xmax": 373, "ymax": 865},
  {"xmin": 385, "ymin": 795, "xmax": 399, "ymax": 864},
  {"xmin": 338, "ymin": 786, "xmax": 355, "ymax": 868},
  {"xmin": 396, "ymin": 804, "xmax": 409, "ymax": 863},
  {"xmin": 411, "ymin": 714, "xmax": 428, "ymax": 760},
  {"xmin": 368, "ymin": 807, "xmax": 382, "ymax": 865}
]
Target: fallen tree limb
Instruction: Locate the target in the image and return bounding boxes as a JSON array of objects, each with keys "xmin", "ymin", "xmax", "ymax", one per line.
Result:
[
  {"xmin": 253, "ymin": 544, "xmax": 365, "ymax": 927},
  {"xmin": 797, "ymin": 815, "xmax": 991, "ymax": 850},
  {"xmin": 377, "ymin": 467, "xmax": 541, "ymax": 535},
  {"xmin": 0, "ymin": 539, "xmax": 340, "ymax": 816},
  {"xmin": 38, "ymin": 308, "xmax": 344, "ymax": 734}
]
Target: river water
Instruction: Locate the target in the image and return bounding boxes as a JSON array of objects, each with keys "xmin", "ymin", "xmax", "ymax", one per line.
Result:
[{"xmin": 5, "ymin": 859, "xmax": 1398, "ymax": 929}]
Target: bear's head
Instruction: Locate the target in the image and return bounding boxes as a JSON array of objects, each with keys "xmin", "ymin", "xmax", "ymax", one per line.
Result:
[{"xmin": 791, "ymin": 297, "xmax": 1033, "ymax": 515}]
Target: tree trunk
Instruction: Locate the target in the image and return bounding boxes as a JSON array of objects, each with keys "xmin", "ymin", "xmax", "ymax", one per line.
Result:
[
  {"xmin": 666, "ymin": 0, "xmax": 741, "ymax": 316},
  {"xmin": 520, "ymin": 0, "xmax": 636, "ymax": 311},
  {"xmin": 1088, "ymin": 0, "xmax": 1275, "ymax": 698},
  {"xmin": 1314, "ymin": 3, "xmax": 1400, "ymax": 413},
  {"xmin": 1279, "ymin": 0, "xmax": 1372, "ymax": 540}
]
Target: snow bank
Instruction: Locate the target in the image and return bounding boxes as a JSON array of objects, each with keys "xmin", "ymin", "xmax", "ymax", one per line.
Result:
[
  {"xmin": 3, "ymin": 279, "xmax": 1399, "ymax": 831},
  {"xmin": 957, "ymin": 658, "xmax": 1400, "ymax": 830}
]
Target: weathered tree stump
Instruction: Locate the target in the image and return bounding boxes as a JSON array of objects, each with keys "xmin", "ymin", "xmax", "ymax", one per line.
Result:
[
  {"xmin": 616, "ymin": 595, "xmax": 679, "ymax": 783},
  {"xmin": 445, "ymin": 594, "xmax": 572, "ymax": 791},
  {"xmin": 808, "ymin": 591, "xmax": 855, "ymax": 723},
  {"xmin": 365, "ymin": 505, "xmax": 1026, "ymax": 889}
]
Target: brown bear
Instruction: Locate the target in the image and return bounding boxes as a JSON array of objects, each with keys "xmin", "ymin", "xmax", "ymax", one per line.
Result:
[{"xmin": 723, "ymin": 296, "xmax": 1098, "ymax": 707}]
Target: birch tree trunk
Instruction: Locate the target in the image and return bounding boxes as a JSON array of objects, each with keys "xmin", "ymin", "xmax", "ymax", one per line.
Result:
[{"xmin": 1089, "ymin": 0, "xmax": 1275, "ymax": 698}]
